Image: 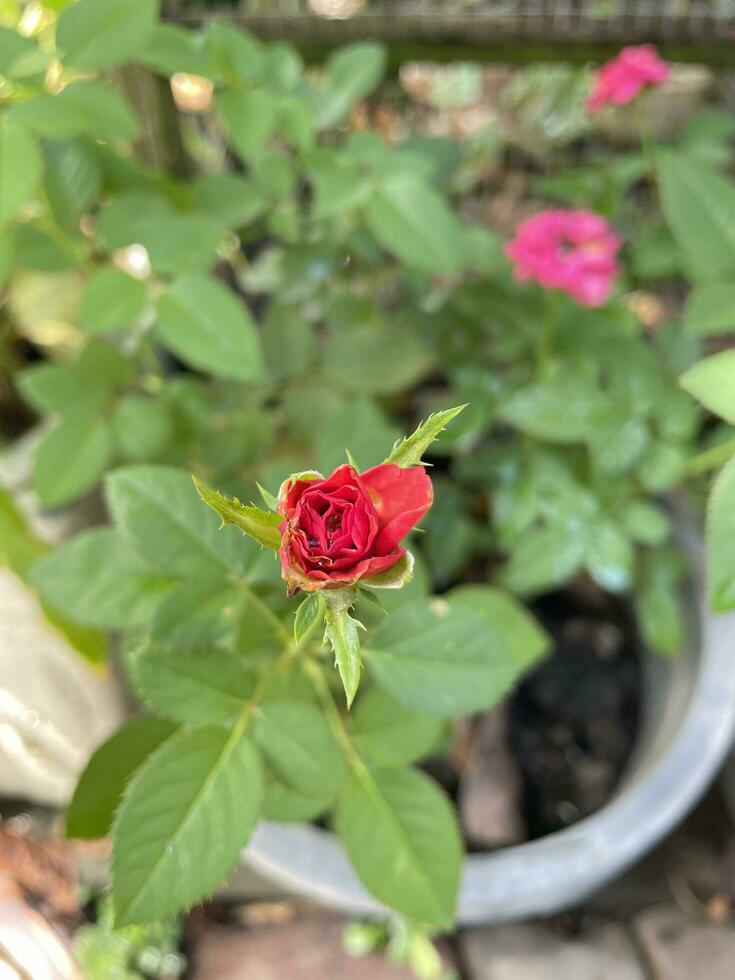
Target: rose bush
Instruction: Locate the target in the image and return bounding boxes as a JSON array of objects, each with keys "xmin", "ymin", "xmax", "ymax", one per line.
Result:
[
  {"xmin": 277, "ymin": 463, "xmax": 432, "ymax": 594},
  {"xmin": 3, "ymin": 3, "xmax": 735, "ymax": 969}
]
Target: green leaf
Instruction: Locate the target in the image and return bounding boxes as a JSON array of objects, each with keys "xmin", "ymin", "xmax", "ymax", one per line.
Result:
[
  {"xmin": 97, "ymin": 196, "xmax": 222, "ymax": 275},
  {"xmin": 57, "ymin": 0, "xmax": 159, "ymax": 71},
  {"xmin": 0, "ymin": 118, "xmax": 41, "ymax": 228},
  {"xmin": 366, "ymin": 595, "xmax": 517, "ymax": 717},
  {"xmin": 141, "ymin": 23, "xmax": 211, "ymax": 76},
  {"xmin": 323, "ymin": 589, "xmax": 363, "ymax": 707},
  {"xmin": 34, "ymin": 415, "xmax": 113, "ymax": 508},
  {"xmin": 67, "ymin": 718, "xmax": 176, "ymax": 840},
  {"xmin": 707, "ymin": 454, "xmax": 735, "ymax": 611},
  {"xmin": 635, "ymin": 550, "xmax": 685, "ymax": 655},
  {"xmin": 306, "ymin": 149, "xmax": 369, "ymax": 219},
  {"xmin": 192, "ymin": 174, "xmax": 265, "ymax": 229},
  {"xmin": 294, "ymin": 593, "xmax": 321, "ymax": 643},
  {"xmin": 317, "ymin": 398, "xmax": 399, "ymax": 475},
  {"xmin": 106, "ymin": 465, "xmax": 250, "ymax": 576},
  {"xmin": 43, "ymin": 138, "xmax": 101, "ymax": 232},
  {"xmin": 365, "ymin": 176, "xmax": 464, "ymax": 275},
  {"xmin": 134, "ymin": 647, "xmax": 254, "ymax": 726},
  {"xmin": 618, "ymin": 501, "xmax": 670, "ymax": 546},
  {"xmin": 205, "ymin": 21, "xmax": 265, "ymax": 86},
  {"xmin": 502, "ymin": 372, "xmax": 607, "ymax": 444},
  {"xmin": 151, "ymin": 576, "xmax": 246, "ymax": 652},
  {"xmin": 0, "ymin": 229, "xmax": 12, "ymax": 286},
  {"xmin": 637, "ymin": 442, "xmax": 687, "ymax": 493},
  {"xmin": 0, "ymin": 25, "xmax": 43, "ymax": 79},
  {"xmin": 324, "ymin": 323, "xmax": 433, "ymax": 396},
  {"xmin": 192, "ymin": 476, "xmax": 282, "ymax": 551},
  {"xmin": 386, "ymin": 405, "xmax": 467, "ymax": 468},
  {"xmin": 318, "ymin": 42, "xmax": 386, "ymax": 129},
  {"xmin": 587, "ymin": 415, "xmax": 649, "ymax": 475},
  {"xmin": 448, "ymin": 585, "xmax": 550, "ymax": 669},
  {"xmin": 262, "ymin": 303, "xmax": 316, "ymax": 380},
  {"xmin": 336, "ymin": 767, "xmax": 461, "ymax": 927},
  {"xmin": 11, "ymin": 82, "xmax": 139, "ymax": 142},
  {"xmin": 253, "ymin": 699, "xmax": 345, "ymax": 799},
  {"xmin": 113, "ymin": 395, "xmax": 172, "ymax": 462},
  {"xmin": 680, "ymin": 350, "xmax": 735, "ymax": 424},
  {"xmin": 262, "ymin": 773, "xmax": 331, "ymax": 823},
  {"xmin": 352, "ymin": 688, "xmax": 442, "ymax": 767},
  {"xmin": 156, "ymin": 276, "xmax": 265, "ymax": 383},
  {"xmin": 32, "ymin": 527, "xmax": 172, "ymax": 629},
  {"xmin": 13, "ymin": 224, "xmax": 75, "ymax": 272},
  {"xmin": 585, "ymin": 520, "xmax": 633, "ymax": 593},
  {"xmin": 18, "ymin": 363, "xmax": 108, "ymax": 418},
  {"xmin": 111, "ymin": 724, "xmax": 262, "ymax": 926},
  {"xmin": 658, "ymin": 151, "xmax": 735, "ymax": 282},
  {"xmin": 81, "ymin": 267, "xmax": 147, "ymax": 334},
  {"xmin": 217, "ymin": 89, "xmax": 276, "ymax": 161},
  {"xmin": 501, "ymin": 524, "xmax": 586, "ymax": 595},
  {"xmin": 684, "ymin": 281, "xmax": 735, "ymax": 336}
]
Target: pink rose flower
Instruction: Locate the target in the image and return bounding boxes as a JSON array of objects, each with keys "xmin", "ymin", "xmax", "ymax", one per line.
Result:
[
  {"xmin": 505, "ymin": 209, "xmax": 622, "ymax": 308},
  {"xmin": 587, "ymin": 44, "xmax": 670, "ymax": 113}
]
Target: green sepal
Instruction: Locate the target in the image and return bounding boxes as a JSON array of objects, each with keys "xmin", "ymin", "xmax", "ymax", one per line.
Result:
[
  {"xmin": 323, "ymin": 587, "xmax": 363, "ymax": 708},
  {"xmin": 257, "ymin": 481, "xmax": 278, "ymax": 512},
  {"xmin": 192, "ymin": 475, "xmax": 282, "ymax": 550},
  {"xmin": 294, "ymin": 592, "xmax": 323, "ymax": 644},
  {"xmin": 385, "ymin": 405, "xmax": 467, "ymax": 468},
  {"xmin": 361, "ymin": 551, "xmax": 414, "ymax": 590}
]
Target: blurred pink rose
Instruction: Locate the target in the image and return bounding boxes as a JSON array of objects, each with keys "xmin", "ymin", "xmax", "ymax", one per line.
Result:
[
  {"xmin": 587, "ymin": 45, "xmax": 670, "ymax": 112},
  {"xmin": 505, "ymin": 209, "xmax": 622, "ymax": 308}
]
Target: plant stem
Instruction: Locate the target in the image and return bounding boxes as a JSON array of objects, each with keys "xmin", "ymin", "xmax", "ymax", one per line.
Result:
[
  {"xmin": 303, "ymin": 657, "xmax": 368, "ymax": 777},
  {"xmin": 535, "ymin": 289, "xmax": 556, "ymax": 376},
  {"xmin": 636, "ymin": 96, "xmax": 657, "ymax": 186},
  {"xmin": 235, "ymin": 576, "xmax": 291, "ymax": 647},
  {"xmin": 686, "ymin": 435, "xmax": 735, "ymax": 477}
]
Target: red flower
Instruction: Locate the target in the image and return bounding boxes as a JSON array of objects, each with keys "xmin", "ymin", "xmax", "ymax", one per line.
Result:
[{"xmin": 277, "ymin": 463, "xmax": 432, "ymax": 594}]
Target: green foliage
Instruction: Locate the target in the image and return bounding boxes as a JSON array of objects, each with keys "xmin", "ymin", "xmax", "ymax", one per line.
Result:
[
  {"xmin": 336, "ymin": 768, "xmax": 461, "ymax": 928},
  {"xmin": 112, "ymin": 724, "xmax": 262, "ymax": 926},
  {"xmin": 680, "ymin": 351, "xmax": 735, "ymax": 426},
  {"xmin": 192, "ymin": 475, "xmax": 282, "ymax": 550},
  {"xmin": 706, "ymin": 456, "xmax": 735, "ymax": 612},
  {"xmin": 386, "ymin": 406, "xmax": 467, "ymax": 468},
  {"xmin": 156, "ymin": 277, "xmax": 264, "ymax": 382},
  {"xmin": 658, "ymin": 151, "xmax": 735, "ymax": 281},
  {"xmin": 67, "ymin": 718, "xmax": 176, "ymax": 839},
  {"xmin": 366, "ymin": 590, "xmax": 540, "ymax": 717},
  {"xmin": 2, "ymin": 0, "xmax": 729, "ymax": 938},
  {"xmin": 31, "ymin": 527, "xmax": 172, "ymax": 629},
  {"xmin": 324, "ymin": 588, "xmax": 364, "ymax": 708},
  {"xmin": 56, "ymin": 0, "xmax": 159, "ymax": 71}
]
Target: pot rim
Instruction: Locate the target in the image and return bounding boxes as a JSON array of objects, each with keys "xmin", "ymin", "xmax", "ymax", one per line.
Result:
[{"xmin": 243, "ymin": 525, "xmax": 735, "ymax": 925}]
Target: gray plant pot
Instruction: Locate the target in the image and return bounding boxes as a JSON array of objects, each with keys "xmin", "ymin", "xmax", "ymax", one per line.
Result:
[{"xmin": 243, "ymin": 525, "xmax": 735, "ymax": 925}]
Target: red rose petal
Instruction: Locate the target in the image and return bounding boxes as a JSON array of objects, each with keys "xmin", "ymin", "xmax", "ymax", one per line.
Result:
[{"xmin": 360, "ymin": 463, "xmax": 433, "ymax": 553}]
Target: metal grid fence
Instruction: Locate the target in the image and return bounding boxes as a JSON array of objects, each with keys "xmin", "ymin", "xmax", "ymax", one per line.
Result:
[{"xmin": 168, "ymin": 1, "xmax": 735, "ymax": 45}]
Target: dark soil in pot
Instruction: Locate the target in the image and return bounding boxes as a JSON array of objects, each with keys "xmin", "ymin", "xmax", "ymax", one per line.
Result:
[
  {"xmin": 509, "ymin": 591, "xmax": 642, "ymax": 840},
  {"xmin": 430, "ymin": 586, "xmax": 643, "ymax": 850}
]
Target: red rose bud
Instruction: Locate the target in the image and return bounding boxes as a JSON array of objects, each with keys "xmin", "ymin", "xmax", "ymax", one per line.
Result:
[{"xmin": 277, "ymin": 463, "xmax": 433, "ymax": 595}]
